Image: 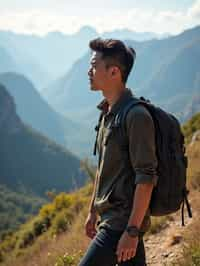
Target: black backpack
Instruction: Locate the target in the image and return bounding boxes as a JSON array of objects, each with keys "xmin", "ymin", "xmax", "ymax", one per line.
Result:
[{"xmin": 94, "ymin": 95, "xmax": 192, "ymax": 226}]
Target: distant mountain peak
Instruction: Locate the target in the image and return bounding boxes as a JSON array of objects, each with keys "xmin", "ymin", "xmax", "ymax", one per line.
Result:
[
  {"xmin": 46, "ymin": 31, "xmax": 66, "ymax": 39},
  {"xmin": 77, "ymin": 25, "xmax": 98, "ymax": 37}
]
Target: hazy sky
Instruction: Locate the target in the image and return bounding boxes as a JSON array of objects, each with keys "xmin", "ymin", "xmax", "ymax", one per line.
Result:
[{"xmin": 0, "ymin": 0, "xmax": 200, "ymax": 35}]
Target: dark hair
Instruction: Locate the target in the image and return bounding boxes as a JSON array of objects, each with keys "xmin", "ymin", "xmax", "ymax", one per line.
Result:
[{"xmin": 89, "ymin": 37, "xmax": 136, "ymax": 83}]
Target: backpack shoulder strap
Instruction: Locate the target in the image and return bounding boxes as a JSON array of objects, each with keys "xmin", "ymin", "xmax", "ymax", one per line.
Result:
[
  {"xmin": 116, "ymin": 96, "xmax": 150, "ymax": 139},
  {"xmin": 93, "ymin": 111, "xmax": 104, "ymax": 156},
  {"xmin": 111, "ymin": 96, "xmax": 154, "ymax": 167}
]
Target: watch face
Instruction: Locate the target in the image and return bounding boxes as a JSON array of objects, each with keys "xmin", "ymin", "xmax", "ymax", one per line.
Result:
[{"xmin": 126, "ymin": 227, "xmax": 139, "ymax": 237}]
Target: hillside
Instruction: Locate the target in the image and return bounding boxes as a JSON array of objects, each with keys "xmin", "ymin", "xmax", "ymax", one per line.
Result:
[
  {"xmin": 0, "ymin": 83, "xmax": 87, "ymax": 197},
  {"xmin": 0, "ymin": 112, "xmax": 200, "ymax": 266},
  {"xmin": 0, "ymin": 184, "xmax": 46, "ymax": 241},
  {"xmin": 0, "ymin": 73, "xmax": 91, "ymax": 157},
  {"xmin": 43, "ymin": 25, "xmax": 200, "ymax": 126}
]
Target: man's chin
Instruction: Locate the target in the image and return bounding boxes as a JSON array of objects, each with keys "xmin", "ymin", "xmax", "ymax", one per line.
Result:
[{"xmin": 90, "ymin": 84, "xmax": 100, "ymax": 91}]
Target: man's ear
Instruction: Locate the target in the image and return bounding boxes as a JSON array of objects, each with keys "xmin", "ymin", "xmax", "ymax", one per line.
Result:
[{"xmin": 111, "ymin": 66, "xmax": 119, "ymax": 76}]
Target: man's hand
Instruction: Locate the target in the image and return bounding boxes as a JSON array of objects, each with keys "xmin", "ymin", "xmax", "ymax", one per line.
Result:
[
  {"xmin": 84, "ymin": 212, "xmax": 98, "ymax": 239},
  {"xmin": 116, "ymin": 231, "xmax": 139, "ymax": 263}
]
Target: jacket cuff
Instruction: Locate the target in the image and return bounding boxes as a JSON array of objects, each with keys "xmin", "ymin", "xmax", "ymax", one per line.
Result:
[{"xmin": 135, "ymin": 173, "xmax": 158, "ymax": 186}]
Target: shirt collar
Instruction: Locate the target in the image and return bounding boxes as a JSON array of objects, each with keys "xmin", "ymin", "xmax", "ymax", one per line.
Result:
[{"xmin": 96, "ymin": 88, "xmax": 134, "ymax": 115}]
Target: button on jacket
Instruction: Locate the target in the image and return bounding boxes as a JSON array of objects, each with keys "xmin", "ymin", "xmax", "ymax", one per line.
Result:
[{"xmin": 94, "ymin": 88, "xmax": 158, "ymax": 232}]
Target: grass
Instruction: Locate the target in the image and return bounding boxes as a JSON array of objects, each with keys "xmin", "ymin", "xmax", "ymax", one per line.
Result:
[
  {"xmin": 170, "ymin": 190, "xmax": 200, "ymax": 266},
  {"xmin": 170, "ymin": 138, "xmax": 200, "ymax": 266},
  {"xmin": 148, "ymin": 215, "xmax": 174, "ymax": 235}
]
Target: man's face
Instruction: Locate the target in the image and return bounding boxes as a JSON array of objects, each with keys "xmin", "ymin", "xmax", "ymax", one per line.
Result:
[{"xmin": 88, "ymin": 51, "xmax": 110, "ymax": 91}]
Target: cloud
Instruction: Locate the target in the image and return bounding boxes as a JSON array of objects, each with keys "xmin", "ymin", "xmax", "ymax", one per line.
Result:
[
  {"xmin": 0, "ymin": 10, "xmax": 82, "ymax": 35},
  {"xmin": 0, "ymin": 1, "xmax": 200, "ymax": 36},
  {"xmin": 188, "ymin": 0, "xmax": 200, "ymax": 18}
]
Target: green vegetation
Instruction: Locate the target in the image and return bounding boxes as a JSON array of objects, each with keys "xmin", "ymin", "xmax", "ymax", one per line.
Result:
[
  {"xmin": 0, "ymin": 184, "xmax": 46, "ymax": 241},
  {"xmin": 0, "ymin": 181, "xmax": 92, "ymax": 265},
  {"xmin": 182, "ymin": 112, "xmax": 200, "ymax": 143},
  {"xmin": 55, "ymin": 250, "xmax": 85, "ymax": 266},
  {"xmin": 181, "ymin": 241, "xmax": 200, "ymax": 266}
]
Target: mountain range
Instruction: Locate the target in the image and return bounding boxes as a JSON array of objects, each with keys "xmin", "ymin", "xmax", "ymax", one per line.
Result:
[
  {"xmin": 0, "ymin": 26, "xmax": 169, "ymax": 89},
  {"xmin": 43, "ymin": 25, "xmax": 200, "ymax": 125}
]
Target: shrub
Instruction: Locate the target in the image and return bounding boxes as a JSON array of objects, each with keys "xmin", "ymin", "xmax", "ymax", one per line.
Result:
[
  {"xmin": 18, "ymin": 230, "xmax": 34, "ymax": 248},
  {"xmin": 33, "ymin": 216, "xmax": 51, "ymax": 236},
  {"xmin": 51, "ymin": 210, "xmax": 74, "ymax": 234},
  {"xmin": 39, "ymin": 203, "xmax": 56, "ymax": 219},
  {"xmin": 148, "ymin": 216, "xmax": 173, "ymax": 235},
  {"xmin": 0, "ymin": 233, "xmax": 18, "ymax": 253},
  {"xmin": 54, "ymin": 193, "xmax": 73, "ymax": 211},
  {"xmin": 0, "ymin": 250, "xmax": 4, "ymax": 263},
  {"xmin": 54, "ymin": 250, "xmax": 84, "ymax": 266},
  {"xmin": 55, "ymin": 254, "xmax": 75, "ymax": 266},
  {"xmin": 191, "ymin": 247, "xmax": 200, "ymax": 265}
]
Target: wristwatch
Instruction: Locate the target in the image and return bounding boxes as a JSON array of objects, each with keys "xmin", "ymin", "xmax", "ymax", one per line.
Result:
[{"xmin": 125, "ymin": 225, "xmax": 140, "ymax": 237}]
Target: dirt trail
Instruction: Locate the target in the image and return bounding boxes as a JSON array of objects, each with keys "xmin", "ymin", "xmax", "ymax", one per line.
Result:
[{"xmin": 145, "ymin": 193, "xmax": 197, "ymax": 266}]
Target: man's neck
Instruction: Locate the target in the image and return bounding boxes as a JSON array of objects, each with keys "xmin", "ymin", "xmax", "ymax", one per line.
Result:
[{"xmin": 102, "ymin": 84, "xmax": 127, "ymax": 111}]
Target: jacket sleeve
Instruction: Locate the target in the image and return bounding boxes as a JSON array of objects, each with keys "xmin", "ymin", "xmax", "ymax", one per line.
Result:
[{"xmin": 126, "ymin": 105, "xmax": 158, "ymax": 186}]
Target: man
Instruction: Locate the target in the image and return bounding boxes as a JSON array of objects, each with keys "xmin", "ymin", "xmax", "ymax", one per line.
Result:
[{"xmin": 78, "ymin": 38, "xmax": 158, "ymax": 266}]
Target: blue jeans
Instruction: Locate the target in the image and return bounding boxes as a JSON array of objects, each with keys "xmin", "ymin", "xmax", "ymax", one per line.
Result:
[{"xmin": 78, "ymin": 225, "xmax": 147, "ymax": 266}]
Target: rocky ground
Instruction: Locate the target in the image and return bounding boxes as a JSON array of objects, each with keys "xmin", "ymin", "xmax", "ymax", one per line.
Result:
[{"xmin": 145, "ymin": 192, "xmax": 197, "ymax": 266}]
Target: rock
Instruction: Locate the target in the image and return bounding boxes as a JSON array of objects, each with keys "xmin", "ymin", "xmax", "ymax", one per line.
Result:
[
  {"xmin": 170, "ymin": 235, "xmax": 183, "ymax": 246},
  {"xmin": 162, "ymin": 252, "xmax": 169, "ymax": 257}
]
